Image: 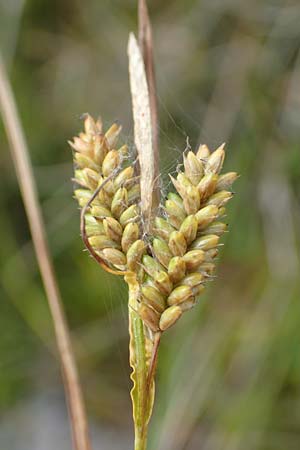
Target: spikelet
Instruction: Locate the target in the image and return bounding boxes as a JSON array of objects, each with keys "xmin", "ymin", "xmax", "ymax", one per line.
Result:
[
  {"xmin": 70, "ymin": 116, "xmax": 237, "ymax": 333},
  {"xmin": 145, "ymin": 143, "xmax": 237, "ymax": 332},
  {"xmin": 70, "ymin": 114, "xmax": 144, "ymax": 274}
]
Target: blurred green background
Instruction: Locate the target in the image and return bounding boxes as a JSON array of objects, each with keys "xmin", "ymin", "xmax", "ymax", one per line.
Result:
[{"xmin": 1, "ymin": 0, "xmax": 300, "ymax": 449}]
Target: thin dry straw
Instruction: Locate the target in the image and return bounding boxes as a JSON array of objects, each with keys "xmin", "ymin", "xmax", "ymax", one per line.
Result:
[{"xmin": 0, "ymin": 53, "xmax": 92, "ymax": 450}]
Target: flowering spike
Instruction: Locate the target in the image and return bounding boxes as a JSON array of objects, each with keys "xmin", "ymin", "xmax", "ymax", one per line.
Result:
[{"xmin": 70, "ymin": 115, "xmax": 237, "ymax": 331}]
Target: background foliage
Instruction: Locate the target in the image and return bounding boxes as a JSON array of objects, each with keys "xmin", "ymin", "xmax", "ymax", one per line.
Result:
[{"xmin": 0, "ymin": 0, "xmax": 300, "ymax": 449}]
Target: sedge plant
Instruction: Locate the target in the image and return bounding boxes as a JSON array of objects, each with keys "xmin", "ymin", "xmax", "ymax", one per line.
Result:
[{"xmin": 69, "ymin": 29, "xmax": 237, "ymax": 450}]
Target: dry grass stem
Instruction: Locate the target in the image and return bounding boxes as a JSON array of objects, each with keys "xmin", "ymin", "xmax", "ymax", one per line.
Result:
[{"xmin": 0, "ymin": 54, "xmax": 92, "ymax": 450}]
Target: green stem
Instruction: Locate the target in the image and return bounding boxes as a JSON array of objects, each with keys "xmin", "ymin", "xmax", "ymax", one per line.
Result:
[
  {"xmin": 126, "ymin": 274, "xmax": 154, "ymax": 450},
  {"xmin": 130, "ymin": 310, "xmax": 148, "ymax": 450},
  {"xmin": 134, "ymin": 429, "xmax": 147, "ymax": 450}
]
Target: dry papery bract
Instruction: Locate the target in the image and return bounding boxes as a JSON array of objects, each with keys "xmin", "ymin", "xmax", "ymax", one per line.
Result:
[{"xmin": 70, "ymin": 114, "xmax": 238, "ymax": 334}]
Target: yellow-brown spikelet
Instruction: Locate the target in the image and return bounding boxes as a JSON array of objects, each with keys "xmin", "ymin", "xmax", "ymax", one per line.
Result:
[
  {"xmin": 70, "ymin": 114, "xmax": 143, "ymax": 274},
  {"xmin": 71, "ymin": 116, "xmax": 237, "ymax": 334},
  {"xmin": 143, "ymin": 142, "xmax": 237, "ymax": 332}
]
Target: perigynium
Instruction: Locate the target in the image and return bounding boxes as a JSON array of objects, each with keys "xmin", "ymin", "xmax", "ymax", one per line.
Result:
[{"xmin": 70, "ymin": 114, "xmax": 237, "ymax": 450}]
